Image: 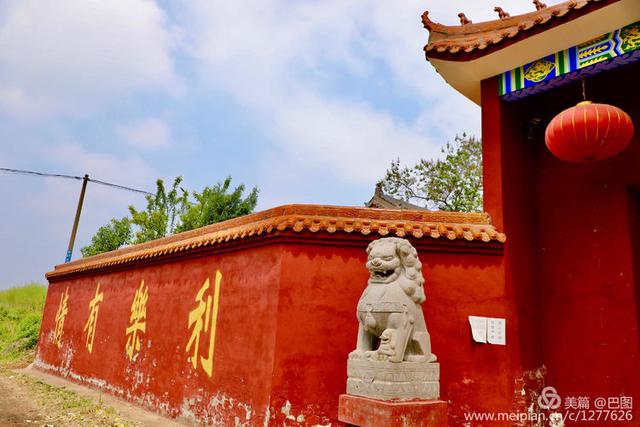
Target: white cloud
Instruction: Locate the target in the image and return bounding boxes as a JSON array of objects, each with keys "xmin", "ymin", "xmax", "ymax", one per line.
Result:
[
  {"xmin": 184, "ymin": 2, "xmax": 426, "ymax": 188},
  {"xmin": 271, "ymin": 94, "xmax": 435, "ymax": 185},
  {"xmin": 116, "ymin": 117, "xmax": 172, "ymax": 150},
  {"xmin": 0, "ymin": 0, "xmax": 180, "ymax": 119},
  {"xmin": 183, "ymin": 0, "xmax": 569, "ymax": 205},
  {"xmin": 53, "ymin": 142, "xmax": 155, "ymax": 182}
]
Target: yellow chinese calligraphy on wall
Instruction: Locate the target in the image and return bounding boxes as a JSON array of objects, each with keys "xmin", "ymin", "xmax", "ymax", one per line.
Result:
[
  {"xmin": 83, "ymin": 284, "xmax": 104, "ymax": 353},
  {"xmin": 186, "ymin": 271, "xmax": 222, "ymax": 377},
  {"xmin": 125, "ymin": 280, "xmax": 148, "ymax": 361},
  {"xmin": 53, "ymin": 287, "xmax": 69, "ymax": 348}
]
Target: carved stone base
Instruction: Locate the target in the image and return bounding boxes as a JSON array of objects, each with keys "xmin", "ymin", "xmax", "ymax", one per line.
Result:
[
  {"xmin": 346, "ymin": 358, "xmax": 440, "ymax": 400},
  {"xmin": 338, "ymin": 394, "xmax": 448, "ymax": 427}
]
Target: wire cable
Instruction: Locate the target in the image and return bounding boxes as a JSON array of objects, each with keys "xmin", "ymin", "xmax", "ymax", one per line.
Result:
[
  {"xmin": 0, "ymin": 167, "xmax": 83, "ymax": 181},
  {"xmin": 89, "ymin": 178, "xmax": 152, "ymax": 195},
  {"xmin": 0, "ymin": 167, "xmax": 152, "ymax": 195}
]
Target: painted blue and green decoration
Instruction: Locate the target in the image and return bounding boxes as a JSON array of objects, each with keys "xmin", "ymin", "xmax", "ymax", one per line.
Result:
[{"xmin": 499, "ymin": 20, "xmax": 640, "ymax": 99}]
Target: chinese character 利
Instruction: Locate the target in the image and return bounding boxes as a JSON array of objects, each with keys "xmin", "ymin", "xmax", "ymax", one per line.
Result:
[
  {"xmin": 186, "ymin": 271, "xmax": 222, "ymax": 377},
  {"xmin": 83, "ymin": 284, "xmax": 104, "ymax": 353},
  {"xmin": 125, "ymin": 280, "xmax": 148, "ymax": 361},
  {"xmin": 53, "ymin": 287, "xmax": 70, "ymax": 348}
]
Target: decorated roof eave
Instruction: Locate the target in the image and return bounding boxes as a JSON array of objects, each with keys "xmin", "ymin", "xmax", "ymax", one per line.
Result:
[
  {"xmin": 423, "ymin": 0, "xmax": 639, "ymax": 105},
  {"xmin": 46, "ymin": 204, "xmax": 506, "ymax": 280}
]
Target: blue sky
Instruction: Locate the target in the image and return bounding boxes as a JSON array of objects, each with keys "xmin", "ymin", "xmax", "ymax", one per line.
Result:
[{"xmin": 0, "ymin": 0, "xmax": 554, "ymax": 288}]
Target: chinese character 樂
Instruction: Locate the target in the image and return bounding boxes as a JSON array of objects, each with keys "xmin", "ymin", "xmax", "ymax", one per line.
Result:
[{"xmin": 125, "ymin": 280, "xmax": 148, "ymax": 361}]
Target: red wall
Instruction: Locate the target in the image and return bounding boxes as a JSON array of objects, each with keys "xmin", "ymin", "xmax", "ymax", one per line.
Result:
[
  {"xmin": 268, "ymin": 240, "xmax": 513, "ymax": 426},
  {"xmin": 36, "ymin": 232, "xmax": 515, "ymax": 426},
  {"xmin": 37, "ymin": 244, "xmax": 283, "ymax": 424},
  {"xmin": 481, "ymin": 62, "xmax": 640, "ymax": 426}
]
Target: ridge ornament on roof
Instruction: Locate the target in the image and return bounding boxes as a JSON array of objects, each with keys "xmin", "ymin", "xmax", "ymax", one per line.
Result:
[
  {"xmin": 534, "ymin": 0, "xmax": 548, "ymax": 10},
  {"xmin": 422, "ymin": 0, "xmax": 617, "ymax": 58},
  {"xmin": 494, "ymin": 7, "xmax": 511, "ymax": 20}
]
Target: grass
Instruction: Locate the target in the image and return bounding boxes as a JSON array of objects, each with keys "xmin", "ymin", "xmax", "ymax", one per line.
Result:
[
  {"xmin": 0, "ymin": 283, "xmax": 47, "ymax": 365},
  {"xmin": 0, "ymin": 284, "xmax": 139, "ymax": 426}
]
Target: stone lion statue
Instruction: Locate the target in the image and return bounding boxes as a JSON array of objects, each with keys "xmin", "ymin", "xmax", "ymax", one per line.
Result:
[{"xmin": 349, "ymin": 237, "xmax": 436, "ymax": 363}]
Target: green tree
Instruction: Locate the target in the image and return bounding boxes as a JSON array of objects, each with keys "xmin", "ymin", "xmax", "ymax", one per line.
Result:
[
  {"xmin": 80, "ymin": 217, "xmax": 132, "ymax": 257},
  {"xmin": 81, "ymin": 176, "xmax": 259, "ymax": 257},
  {"xmin": 128, "ymin": 176, "xmax": 189, "ymax": 244},
  {"xmin": 381, "ymin": 134, "xmax": 482, "ymax": 212},
  {"xmin": 176, "ymin": 177, "xmax": 259, "ymax": 233}
]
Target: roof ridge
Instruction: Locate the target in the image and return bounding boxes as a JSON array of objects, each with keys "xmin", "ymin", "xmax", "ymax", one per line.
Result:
[
  {"xmin": 423, "ymin": 0, "xmax": 616, "ymax": 57},
  {"xmin": 48, "ymin": 204, "xmax": 505, "ymax": 280}
]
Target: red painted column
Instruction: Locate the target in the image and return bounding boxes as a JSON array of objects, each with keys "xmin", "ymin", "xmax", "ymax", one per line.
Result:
[
  {"xmin": 481, "ymin": 77, "xmax": 506, "ymax": 232},
  {"xmin": 481, "ymin": 77, "xmax": 544, "ymax": 405}
]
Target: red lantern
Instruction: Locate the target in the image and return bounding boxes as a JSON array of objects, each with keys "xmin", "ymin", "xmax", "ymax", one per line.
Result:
[{"xmin": 545, "ymin": 101, "xmax": 634, "ymax": 162}]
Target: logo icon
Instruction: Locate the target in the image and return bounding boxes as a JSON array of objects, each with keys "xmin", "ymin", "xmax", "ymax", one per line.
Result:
[{"xmin": 538, "ymin": 386, "xmax": 562, "ymax": 410}]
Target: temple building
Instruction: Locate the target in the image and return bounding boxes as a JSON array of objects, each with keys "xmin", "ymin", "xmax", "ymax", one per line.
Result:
[
  {"xmin": 423, "ymin": 0, "xmax": 640, "ymax": 424},
  {"xmin": 365, "ymin": 183, "xmax": 427, "ymax": 210}
]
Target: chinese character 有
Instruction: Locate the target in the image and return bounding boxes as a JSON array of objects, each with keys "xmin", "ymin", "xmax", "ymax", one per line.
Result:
[{"xmin": 83, "ymin": 284, "xmax": 104, "ymax": 353}]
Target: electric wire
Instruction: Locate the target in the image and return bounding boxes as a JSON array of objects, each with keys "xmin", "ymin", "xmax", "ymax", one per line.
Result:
[
  {"xmin": 89, "ymin": 178, "xmax": 152, "ymax": 195},
  {"xmin": 0, "ymin": 167, "xmax": 152, "ymax": 195},
  {"xmin": 0, "ymin": 167, "xmax": 82, "ymax": 180}
]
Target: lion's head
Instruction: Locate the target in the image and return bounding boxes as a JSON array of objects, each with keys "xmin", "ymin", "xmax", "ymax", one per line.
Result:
[{"xmin": 366, "ymin": 238, "xmax": 425, "ymax": 302}]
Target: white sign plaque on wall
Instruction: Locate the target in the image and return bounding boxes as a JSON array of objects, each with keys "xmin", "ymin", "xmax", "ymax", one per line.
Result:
[
  {"xmin": 468, "ymin": 316, "xmax": 506, "ymax": 345},
  {"xmin": 468, "ymin": 316, "xmax": 487, "ymax": 344},
  {"xmin": 487, "ymin": 317, "xmax": 506, "ymax": 345}
]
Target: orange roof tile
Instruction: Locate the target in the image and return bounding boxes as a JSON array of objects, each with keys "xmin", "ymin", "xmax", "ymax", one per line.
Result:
[
  {"xmin": 47, "ymin": 204, "xmax": 505, "ymax": 280},
  {"xmin": 423, "ymin": 0, "xmax": 620, "ymax": 60}
]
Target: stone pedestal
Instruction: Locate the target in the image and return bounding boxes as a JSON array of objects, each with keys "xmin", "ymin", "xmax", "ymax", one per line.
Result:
[
  {"xmin": 338, "ymin": 394, "xmax": 448, "ymax": 427},
  {"xmin": 342, "ymin": 237, "xmax": 445, "ymax": 425},
  {"xmin": 346, "ymin": 358, "xmax": 440, "ymax": 400}
]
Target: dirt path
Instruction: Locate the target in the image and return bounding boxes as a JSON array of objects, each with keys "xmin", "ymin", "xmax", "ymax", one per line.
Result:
[
  {"xmin": 0, "ymin": 365, "xmax": 186, "ymax": 427},
  {"xmin": 0, "ymin": 371, "xmax": 45, "ymax": 426},
  {"xmin": 0, "ymin": 366, "xmax": 131, "ymax": 427}
]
